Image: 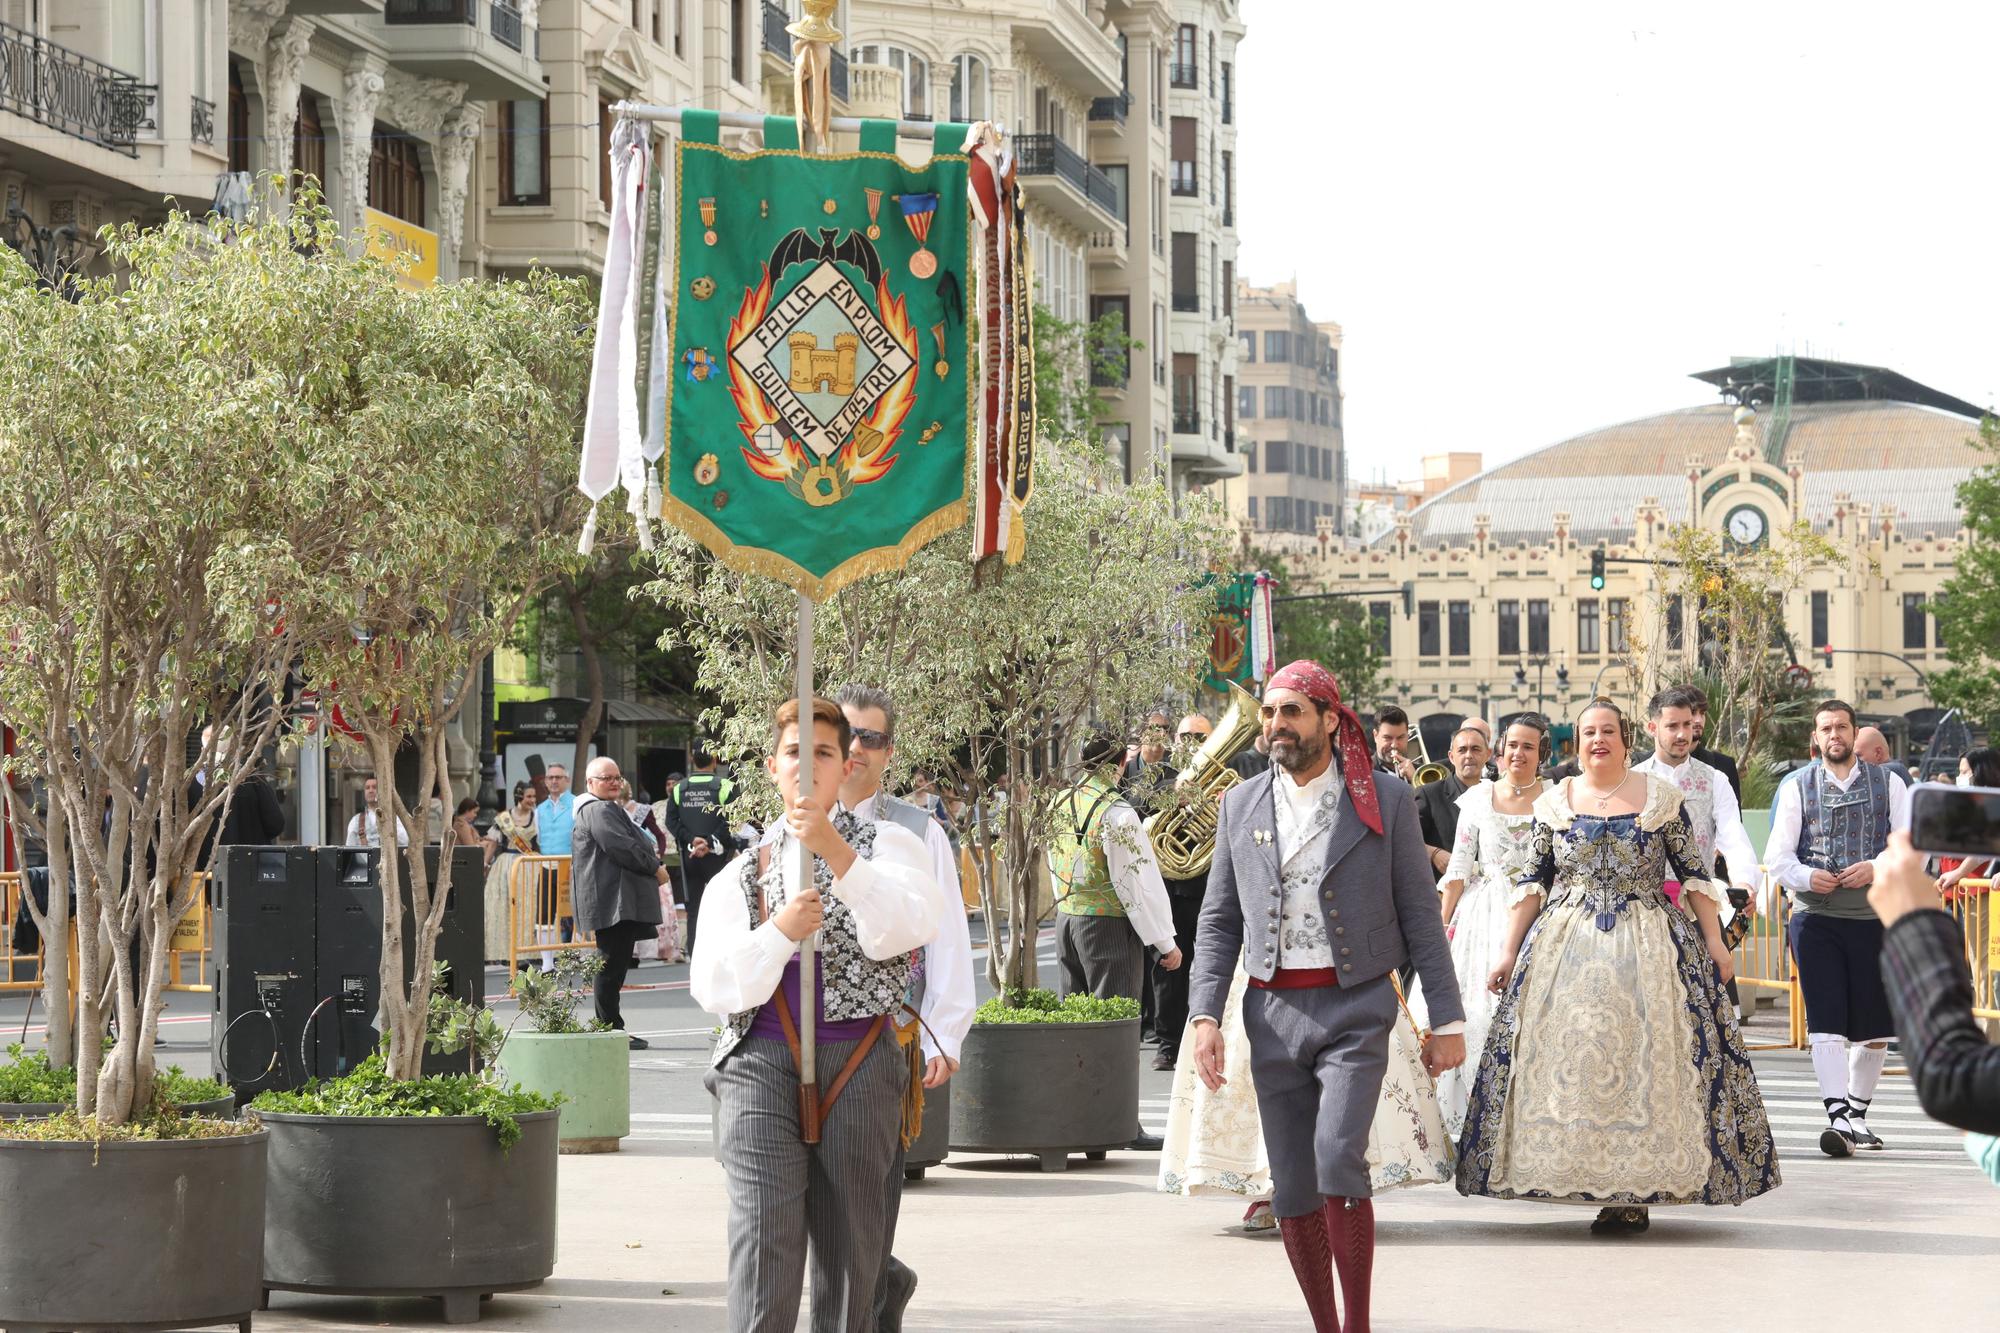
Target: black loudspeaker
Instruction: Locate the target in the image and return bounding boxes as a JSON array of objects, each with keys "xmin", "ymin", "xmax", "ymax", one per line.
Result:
[
  {"xmin": 210, "ymin": 845, "xmax": 319, "ymax": 1096},
  {"xmin": 312, "ymin": 845, "xmax": 486, "ymax": 1080}
]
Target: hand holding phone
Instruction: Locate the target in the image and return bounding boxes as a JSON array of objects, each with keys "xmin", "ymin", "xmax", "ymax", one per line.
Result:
[{"xmin": 1910, "ymin": 782, "xmax": 2000, "ymax": 860}]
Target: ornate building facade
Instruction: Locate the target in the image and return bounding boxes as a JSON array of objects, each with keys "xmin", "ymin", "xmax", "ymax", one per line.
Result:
[{"xmin": 1286, "ymin": 357, "xmax": 1983, "ymax": 757}]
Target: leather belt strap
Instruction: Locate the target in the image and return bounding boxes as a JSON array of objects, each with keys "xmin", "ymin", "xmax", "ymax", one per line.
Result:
[{"xmin": 1250, "ymin": 966, "xmax": 1340, "ymax": 991}]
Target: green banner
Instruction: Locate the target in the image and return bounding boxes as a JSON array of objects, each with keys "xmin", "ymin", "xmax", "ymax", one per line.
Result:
[
  {"xmin": 1202, "ymin": 572, "xmax": 1259, "ymax": 693},
  {"xmin": 664, "ymin": 114, "xmax": 974, "ymax": 600}
]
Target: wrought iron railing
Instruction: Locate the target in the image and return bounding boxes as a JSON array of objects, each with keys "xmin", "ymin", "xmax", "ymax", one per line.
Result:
[
  {"xmin": 1170, "ymin": 61, "xmax": 1198, "ymax": 89},
  {"xmin": 1172, "ymin": 291, "xmax": 1199, "ymax": 313},
  {"xmin": 191, "ymin": 94, "xmax": 215, "ymax": 146},
  {"xmin": 1014, "ymin": 133, "xmax": 1119, "ymax": 218},
  {"xmin": 1170, "ymin": 160, "xmax": 1196, "ymax": 196},
  {"xmin": 762, "ymin": 0, "xmax": 790, "ymax": 56},
  {"xmin": 0, "ymin": 21, "xmax": 153, "ymax": 156},
  {"xmin": 490, "ymin": 1, "xmax": 524, "ymax": 50},
  {"xmin": 385, "ymin": 0, "xmax": 477, "ymax": 22},
  {"xmin": 1089, "ymin": 90, "xmax": 1129, "ymax": 123},
  {"xmin": 1173, "ymin": 409, "xmax": 1201, "ymax": 435}
]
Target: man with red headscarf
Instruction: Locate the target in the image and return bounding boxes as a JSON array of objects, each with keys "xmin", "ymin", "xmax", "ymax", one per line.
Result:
[{"xmin": 1190, "ymin": 661, "xmax": 1465, "ymax": 1333}]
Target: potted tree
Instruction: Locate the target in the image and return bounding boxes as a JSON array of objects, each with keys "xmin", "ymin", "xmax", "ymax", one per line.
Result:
[
  {"xmin": 0, "ymin": 1045, "xmax": 234, "ymax": 1120},
  {"xmin": 498, "ymin": 952, "xmax": 631, "ymax": 1153},
  {"xmin": 245, "ymin": 199, "xmax": 594, "ymax": 1324},
  {"xmin": 0, "ymin": 203, "xmax": 370, "ymax": 1331},
  {"xmin": 645, "ymin": 440, "xmax": 1221, "ymax": 1170}
]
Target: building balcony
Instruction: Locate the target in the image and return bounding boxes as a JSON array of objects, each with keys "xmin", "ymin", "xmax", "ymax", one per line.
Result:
[
  {"xmin": 1014, "ymin": 133, "xmax": 1120, "ymax": 232},
  {"xmin": 1171, "ymin": 291, "xmax": 1199, "ymax": 313},
  {"xmin": 1087, "ymin": 226, "xmax": 1127, "ymax": 265},
  {"xmin": 1170, "ymin": 62, "xmax": 1199, "ymax": 89},
  {"xmin": 190, "ymin": 95, "xmax": 216, "ymax": 148},
  {"xmin": 376, "ymin": 0, "xmax": 541, "ymax": 100},
  {"xmin": 1172, "ymin": 424, "xmax": 1244, "ymax": 478},
  {"xmin": 1011, "ymin": 1, "xmax": 1122, "ymax": 99},
  {"xmin": 0, "ymin": 21, "xmax": 154, "ymax": 157},
  {"xmin": 761, "ymin": 6, "xmax": 851, "ymax": 114},
  {"xmin": 1089, "ymin": 90, "xmax": 1130, "ymax": 124}
]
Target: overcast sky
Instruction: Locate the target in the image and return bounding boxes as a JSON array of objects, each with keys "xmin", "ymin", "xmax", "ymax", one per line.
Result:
[{"xmin": 1233, "ymin": 1, "xmax": 2000, "ymax": 487}]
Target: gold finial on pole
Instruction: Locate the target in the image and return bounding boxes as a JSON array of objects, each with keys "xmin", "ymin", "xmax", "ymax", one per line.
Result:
[{"xmin": 789, "ymin": 0, "xmax": 843, "ymax": 149}]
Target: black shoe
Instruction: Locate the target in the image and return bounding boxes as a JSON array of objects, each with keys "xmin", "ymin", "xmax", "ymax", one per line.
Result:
[
  {"xmin": 1849, "ymin": 1119, "xmax": 1885, "ymax": 1150},
  {"xmin": 1590, "ymin": 1206, "xmax": 1649, "ymax": 1235},
  {"xmin": 1819, "ymin": 1125, "xmax": 1856, "ymax": 1157},
  {"xmin": 1152, "ymin": 1048, "xmax": 1178, "ymax": 1071},
  {"xmin": 880, "ymin": 1256, "xmax": 917, "ymax": 1332},
  {"xmin": 1128, "ymin": 1131, "xmax": 1164, "ymax": 1151},
  {"xmin": 627, "ymin": 1034, "xmax": 650, "ymax": 1051}
]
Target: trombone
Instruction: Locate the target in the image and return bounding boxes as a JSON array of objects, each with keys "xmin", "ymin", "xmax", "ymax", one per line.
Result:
[{"xmin": 1412, "ymin": 724, "xmax": 1450, "ymax": 787}]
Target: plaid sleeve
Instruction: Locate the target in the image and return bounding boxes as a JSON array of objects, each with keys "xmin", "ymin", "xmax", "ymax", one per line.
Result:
[{"xmin": 1881, "ymin": 909, "xmax": 2000, "ymax": 1137}]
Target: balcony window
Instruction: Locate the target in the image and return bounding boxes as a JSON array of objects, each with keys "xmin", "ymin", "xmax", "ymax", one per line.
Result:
[
  {"xmin": 1528, "ymin": 599, "xmax": 1550, "ymax": 654},
  {"xmin": 1247, "ymin": 496, "xmax": 1258, "ymax": 521},
  {"xmin": 1170, "ymin": 116, "xmax": 1197, "ymax": 195},
  {"xmin": 1173, "ymin": 23, "xmax": 1197, "ymax": 87},
  {"xmin": 1418, "ymin": 602, "xmax": 1440, "ymax": 658},
  {"xmin": 1264, "ymin": 329, "xmax": 1290, "ymax": 362},
  {"xmin": 294, "ymin": 92, "xmax": 326, "ymax": 191},
  {"xmin": 1221, "ymin": 150, "xmax": 1234, "ymax": 227},
  {"xmin": 1089, "ymin": 295, "xmax": 1129, "ymax": 388},
  {"xmin": 1266, "ymin": 440, "xmax": 1290, "ymax": 472},
  {"xmin": 1903, "ymin": 592, "xmax": 1928, "ymax": 649},
  {"xmin": 1222, "ymin": 259, "xmax": 1233, "ymax": 317},
  {"xmin": 1171, "ymin": 231, "xmax": 1197, "ymax": 312},
  {"xmin": 500, "ymin": 98, "xmax": 549, "ymax": 205},
  {"xmin": 730, "ymin": 0, "xmax": 748, "ymax": 84},
  {"xmin": 1370, "ymin": 602, "xmax": 1392, "ymax": 654},
  {"xmin": 1172, "ymin": 353, "xmax": 1198, "ymax": 434},
  {"xmin": 369, "ymin": 128, "xmax": 426, "ymax": 226},
  {"xmin": 1608, "ymin": 598, "xmax": 1629, "ymax": 654},
  {"xmin": 1221, "ymin": 61, "xmax": 1233, "ymax": 122},
  {"xmin": 1263, "ymin": 386, "xmax": 1288, "ymax": 418},
  {"xmin": 949, "ymin": 53, "xmax": 988, "ymax": 121},
  {"xmin": 1577, "ymin": 598, "xmax": 1601, "ymax": 655},
  {"xmin": 1498, "ymin": 600, "xmax": 1520, "ymax": 656},
  {"xmin": 1810, "ymin": 591, "xmax": 1828, "ymax": 653},
  {"xmin": 852, "ymin": 44, "xmax": 928, "ymax": 119}
]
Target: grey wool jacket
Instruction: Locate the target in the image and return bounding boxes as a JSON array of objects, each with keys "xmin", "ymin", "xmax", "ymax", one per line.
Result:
[
  {"xmin": 1189, "ymin": 763, "xmax": 1464, "ymax": 1029},
  {"xmin": 570, "ymin": 794, "xmax": 666, "ymax": 935}
]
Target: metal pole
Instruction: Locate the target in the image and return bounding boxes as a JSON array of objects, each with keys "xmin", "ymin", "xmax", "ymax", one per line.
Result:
[
  {"xmin": 609, "ymin": 100, "xmax": 949, "ymax": 144},
  {"xmin": 795, "ymin": 593, "xmax": 818, "ymax": 1141},
  {"xmin": 299, "ymin": 727, "xmax": 326, "ymax": 845}
]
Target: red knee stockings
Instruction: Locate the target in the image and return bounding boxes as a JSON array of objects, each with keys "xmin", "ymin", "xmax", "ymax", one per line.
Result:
[
  {"xmin": 1278, "ymin": 1207, "xmax": 1341, "ymax": 1333},
  {"xmin": 1328, "ymin": 1196, "xmax": 1374, "ymax": 1333}
]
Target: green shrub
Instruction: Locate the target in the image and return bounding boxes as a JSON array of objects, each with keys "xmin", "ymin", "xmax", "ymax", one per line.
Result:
[
  {"xmin": 0, "ymin": 1045, "xmax": 226, "ymax": 1108},
  {"xmin": 972, "ymin": 989, "xmax": 1141, "ymax": 1025},
  {"xmin": 249, "ymin": 1053, "xmax": 557, "ymax": 1150},
  {"xmin": 0, "ymin": 1107, "xmax": 257, "ymax": 1143}
]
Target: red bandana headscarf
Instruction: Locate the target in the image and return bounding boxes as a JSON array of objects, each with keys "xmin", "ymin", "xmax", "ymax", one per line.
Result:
[{"xmin": 1264, "ymin": 659, "xmax": 1383, "ymax": 835}]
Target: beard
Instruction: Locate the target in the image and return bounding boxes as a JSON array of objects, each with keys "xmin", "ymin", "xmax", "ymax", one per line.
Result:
[
  {"xmin": 1822, "ymin": 738, "xmax": 1853, "ymax": 764},
  {"xmin": 1269, "ymin": 728, "xmax": 1328, "ymax": 774}
]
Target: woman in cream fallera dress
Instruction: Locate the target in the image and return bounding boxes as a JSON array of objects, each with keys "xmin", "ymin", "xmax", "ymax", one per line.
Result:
[
  {"xmin": 1160, "ymin": 966, "xmax": 1454, "ymax": 1216},
  {"xmin": 1409, "ymin": 718, "xmax": 1551, "ymax": 1138},
  {"xmin": 1455, "ymin": 701, "xmax": 1779, "ymax": 1234}
]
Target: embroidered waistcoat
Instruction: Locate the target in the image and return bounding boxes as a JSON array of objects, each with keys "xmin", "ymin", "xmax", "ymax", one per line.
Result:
[{"xmin": 1273, "ymin": 780, "xmax": 1340, "ymax": 968}]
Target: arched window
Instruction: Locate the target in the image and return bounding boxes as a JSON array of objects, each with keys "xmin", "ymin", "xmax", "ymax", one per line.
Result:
[
  {"xmin": 850, "ymin": 43, "xmax": 929, "ymax": 118},
  {"xmin": 948, "ymin": 53, "xmax": 987, "ymax": 122}
]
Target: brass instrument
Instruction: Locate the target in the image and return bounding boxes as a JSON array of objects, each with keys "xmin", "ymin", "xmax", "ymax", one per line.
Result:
[
  {"xmin": 1145, "ymin": 680, "xmax": 1261, "ymax": 879},
  {"xmin": 1412, "ymin": 724, "xmax": 1450, "ymax": 787}
]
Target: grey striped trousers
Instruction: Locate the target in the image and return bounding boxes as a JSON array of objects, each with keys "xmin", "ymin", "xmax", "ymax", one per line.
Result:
[{"xmin": 707, "ymin": 1033, "xmax": 909, "ymax": 1333}]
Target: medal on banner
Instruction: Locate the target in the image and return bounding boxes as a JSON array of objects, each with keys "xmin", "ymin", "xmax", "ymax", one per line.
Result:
[{"xmin": 900, "ymin": 192, "xmax": 939, "ymax": 279}]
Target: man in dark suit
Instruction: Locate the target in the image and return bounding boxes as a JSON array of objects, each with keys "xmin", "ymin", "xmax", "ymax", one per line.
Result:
[
  {"xmin": 1872, "ymin": 830, "xmax": 2000, "ymax": 1135},
  {"xmin": 1190, "ymin": 660, "xmax": 1464, "ymax": 1332},
  {"xmin": 1416, "ymin": 726, "xmax": 1490, "ymax": 883}
]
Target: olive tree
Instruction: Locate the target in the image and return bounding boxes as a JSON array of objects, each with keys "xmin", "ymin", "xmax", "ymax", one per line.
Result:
[
  {"xmin": 645, "ymin": 439, "xmax": 1224, "ymax": 992},
  {"xmin": 0, "ymin": 205, "xmax": 358, "ymax": 1119}
]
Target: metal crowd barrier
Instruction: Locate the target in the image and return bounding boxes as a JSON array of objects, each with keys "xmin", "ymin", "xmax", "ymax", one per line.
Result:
[
  {"xmin": 506, "ymin": 854, "xmax": 596, "ymax": 973},
  {"xmin": 0, "ymin": 871, "xmax": 38, "ymax": 994},
  {"xmin": 1727, "ymin": 867, "xmax": 1806, "ymax": 1051},
  {"xmin": 0, "ymin": 869, "xmax": 213, "ymax": 996},
  {"xmin": 1942, "ymin": 876, "xmax": 1998, "ymax": 1020}
]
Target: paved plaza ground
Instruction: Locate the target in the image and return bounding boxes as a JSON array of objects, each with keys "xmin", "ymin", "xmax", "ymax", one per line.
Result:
[{"xmin": 7, "ymin": 937, "xmax": 1994, "ymax": 1331}]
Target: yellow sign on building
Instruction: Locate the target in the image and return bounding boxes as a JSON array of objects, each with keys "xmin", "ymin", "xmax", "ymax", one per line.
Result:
[{"xmin": 362, "ymin": 208, "xmax": 439, "ymax": 288}]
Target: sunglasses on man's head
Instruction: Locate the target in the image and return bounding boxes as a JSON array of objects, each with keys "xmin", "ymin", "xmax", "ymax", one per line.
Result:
[{"xmin": 850, "ymin": 727, "xmax": 891, "ymax": 751}]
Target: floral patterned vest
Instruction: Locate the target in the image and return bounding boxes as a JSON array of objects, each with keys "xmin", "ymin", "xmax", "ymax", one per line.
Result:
[
  {"xmin": 1639, "ymin": 756, "xmax": 1720, "ymax": 876},
  {"xmin": 711, "ymin": 815, "xmax": 914, "ymax": 1068}
]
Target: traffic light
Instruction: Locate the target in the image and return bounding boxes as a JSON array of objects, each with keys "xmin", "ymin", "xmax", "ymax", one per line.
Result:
[
  {"xmin": 1589, "ymin": 550, "xmax": 1606, "ymax": 591},
  {"xmin": 1401, "ymin": 580, "xmax": 1415, "ymax": 617},
  {"xmin": 1819, "ymin": 644, "xmax": 1834, "ymax": 668}
]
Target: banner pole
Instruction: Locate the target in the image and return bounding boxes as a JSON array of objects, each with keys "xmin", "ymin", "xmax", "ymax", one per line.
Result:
[{"xmin": 794, "ymin": 592, "xmax": 820, "ymax": 1142}]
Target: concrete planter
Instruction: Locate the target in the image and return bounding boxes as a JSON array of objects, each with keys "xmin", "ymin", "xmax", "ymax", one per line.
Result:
[
  {"xmin": 0, "ymin": 1127, "xmax": 267, "ymax": 1332},
  {"xmin": 948, "ymin": 1018, "xmax": 1140, "ymax": 1172},
  {"xmin": 499, "ymin": 1029, "xmax": 630, "ymax": 1153},
  {"xmin": 904, "ymin": 1075, "xmax": 950, "ymax": 1179},
  {"xmin": 259, "ymin": 1108, "xmax": 559, "ymax": 1324}
]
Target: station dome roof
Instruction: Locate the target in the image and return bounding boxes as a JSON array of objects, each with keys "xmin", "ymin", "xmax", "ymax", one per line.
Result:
[{"xmin": 1398, "ymin": 359, "xmax": 1987, "ymax": 548}]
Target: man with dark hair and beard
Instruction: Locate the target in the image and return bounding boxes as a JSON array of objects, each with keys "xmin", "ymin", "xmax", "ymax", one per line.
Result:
[{"xmin": 1190, "ymin": 661, "xmax": 1464, "ymax": 1332}]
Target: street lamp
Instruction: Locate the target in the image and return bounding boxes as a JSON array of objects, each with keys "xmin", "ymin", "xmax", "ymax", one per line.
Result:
[
  {"xmin": 1515, "ymin": 654, "xmax": 1557, "ymax": 715},
  {"xmin": 3, "ymin": 207, "xmax": 100, "ymax": 300}
]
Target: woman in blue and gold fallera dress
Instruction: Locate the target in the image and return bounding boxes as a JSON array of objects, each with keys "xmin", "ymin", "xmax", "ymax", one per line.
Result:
[{"xmin": 1455, "ymin": 698, "xmax": 1780, "ymax": 1234}]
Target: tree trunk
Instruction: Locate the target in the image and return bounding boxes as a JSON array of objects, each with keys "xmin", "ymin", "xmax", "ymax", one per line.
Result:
[
  {"xmin": 34, "ymin": 814, "xmax": 74, "ymax": 1070},
  {"xmin": 568, "ymin": 584, "xmax": 605, "ymax": 784},
  {"xmin": 370, "ymin": 732, "xmax": 424, "ymax": 1081}
]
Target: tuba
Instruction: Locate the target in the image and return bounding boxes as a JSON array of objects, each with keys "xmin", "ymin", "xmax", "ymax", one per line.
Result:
[{"xmin": 1146, "ymin": 681, "xmax": 1262, "ymax": 879}]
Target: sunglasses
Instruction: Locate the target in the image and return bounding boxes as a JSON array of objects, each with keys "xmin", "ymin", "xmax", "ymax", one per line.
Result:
[{"xmin": 850, "ymin": 727, "xmax": 891, "ymax": 751}]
